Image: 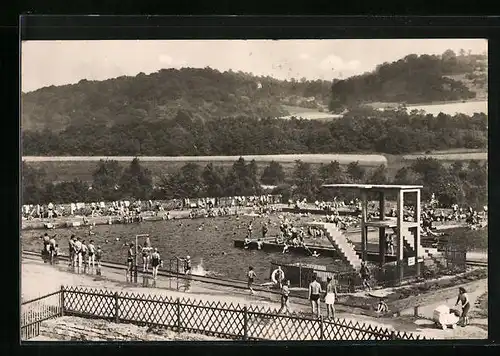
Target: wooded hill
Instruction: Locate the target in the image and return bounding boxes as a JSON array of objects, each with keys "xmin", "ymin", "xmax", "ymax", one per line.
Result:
[
  {"xmin": 22, "ymin": 50, "xmax": 486, "ymax": 134},
  {"xmin": 21, "ymin": 67, "xmax": 332, "ymax": 133},
  {"xmin": 329, "ymin": 50, "xmax": 487, "ymax": 111}
]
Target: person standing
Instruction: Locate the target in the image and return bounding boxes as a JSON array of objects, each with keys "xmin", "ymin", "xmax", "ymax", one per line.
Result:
[
  {"xmin": 277, "ymin": 279, "xmax": 291, "ymax": 315},
  {"xmin": 247, "ymin": 266, "xmax": 257, "ymax": 295},
  {"xmin": 49, "ymin": 235, "xmax": 57, "ymax": 265},
  {"xmin": 325, "ymin": 276, "xmax": 338, "ymax": 320},
  {"xmin": 87, "ymin": 239, "xmax": 96, "ymax": 270},
  {"xmin": 127, "ymin": 243, "xmax": 135, "ymax": 281},
  {"xmin": 73, "ymin": 237, "xmax": 83, "ymax": 269},
  {"xmin": 360, "ymin": 261, "xmax": 372, "ymax": 292},
  {"xmin": 309, "ymin": 274, "xmax": 323, "ymax": 318},
  {"xmin": 53, "ymin": 244, "xmax": 60, "ymax": 263},
  {"xmin": 95, "ymin": 246, "xmax": 103, "ymax": 276},
  {"xmin": 262, "ymin": 222, "xmax": 268, "ymax": 239},
  {"xmin": 42, "ymin": 233, "xmax": 51, "ymax": 263},
  {"xmin": 183, "ymin": 255, "xmax": 192, "ymax": 275},
  {"xmin": 275, "ymin": 266, "xmax": 285, "ymax": 289},
  {"xmin": 81, "ymin": 240, "xmax": 88, "ymax": 272},
  {"xmin": 68, "ymin": 235, "xmax": 76, "ymax": 267},
  {"xmin": 247, "ymin": 221, "xmax": 253, "ymax": 239},
  {"xmin": 141, "ymin": 238, "xmax": 152, "ymax": 273},
  {"xmin": 455, "ymin": 287, "xmax": 470, "ymax": 327},
  {"xmin": 151, "ymin": 248, "xmax": 162, "ymax": 280}
]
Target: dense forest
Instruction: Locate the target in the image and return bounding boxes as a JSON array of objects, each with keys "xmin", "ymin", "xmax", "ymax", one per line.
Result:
[
  {"xmin": 329, "ymin": 50, "xmax": 487, "ymax": 110},
  {"xmin": 22, "ymin": 157, "xmax": 487, "ymax": 210},
  {"xmin": 22, "ymin": 109, "xmax": 488, "ymax": 156}
]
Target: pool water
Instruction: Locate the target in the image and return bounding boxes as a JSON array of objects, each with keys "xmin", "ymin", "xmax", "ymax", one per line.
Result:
[{"xmin": 21, "ymin": 215, "xmax": 349, "ymax": 283}]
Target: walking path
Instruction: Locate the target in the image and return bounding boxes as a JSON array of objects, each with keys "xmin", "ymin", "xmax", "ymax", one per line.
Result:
[{"xmin": 22, "ymin": 256, "xmax": 487, "ymax": 339}]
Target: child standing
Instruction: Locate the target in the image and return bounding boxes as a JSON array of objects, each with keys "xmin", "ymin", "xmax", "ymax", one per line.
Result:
[
  {"xmin": 247, "ymin": 266, "xmax": 257, "ymax": 295},
  {"xmin": 277, "ymin": 279, "xmax": 291, "ymax": 315}
]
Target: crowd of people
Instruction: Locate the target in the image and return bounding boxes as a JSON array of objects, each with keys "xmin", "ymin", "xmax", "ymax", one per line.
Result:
[
  {"xmin": 39, "ymin": 233, "xmax": 103, "ymax": 275},
  {"xmin": 188, "ymin": 206, "xmax": 233, "ymax": 219}
]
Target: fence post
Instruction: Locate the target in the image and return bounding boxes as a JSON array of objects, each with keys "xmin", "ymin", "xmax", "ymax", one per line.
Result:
[
  {"xmin": 414, "ymin": 306, "xmax": 419, "ymax": 317},
  {"xmin": 60, "ymin": 285, "xmax": 65, "ymax": 316},
  {"xmin": 390, "ymin": 330, "xmax": 396, "ymax": 340},
  {"xmin": 319, "ymin": 316, "xmax": 324, "ymax": 341},
  {"xmin": 114, "ymin": 292, "xmax": 120, "ymax": 323},
  {"xmin": 176, "ymin": 298, "xmax": 181, "ymax": 333},
  {"xmin": 299, "ymin": 263, "xmax": 302, "ymax": 288},
  {"xmin": 243, "ymin": 306, "xmax": 248, "ymax": 341}
]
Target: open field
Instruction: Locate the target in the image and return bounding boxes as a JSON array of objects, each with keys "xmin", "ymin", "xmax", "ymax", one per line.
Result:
[
  {"xmin": 366, "ymin": 100, "xmax": 487, "ymax": 116},
  {"xmin": 407, "ymin": 100, "xmax": 487, "ymax": 116},
  {"xmin": 402, "ymin": 151, "xmax": 487, "ymax": 161},
  {"xmin": 23, "ymin": 154, "xmax": 387, "ymax": 184},
  {"xmin": 280, "ymin": 105, "xmax": 342, "ymax": 121},
  {"xmin": 23, "ymin": 149, "xmax": 487, "ymax": 184}
]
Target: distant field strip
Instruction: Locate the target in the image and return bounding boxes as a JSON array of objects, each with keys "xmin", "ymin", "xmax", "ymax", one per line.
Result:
[
  {"xmin": 22, "ymin": 154, "xmax": 388, "ymax": 166},
  {"xmin": 402, "ymin": 152, "xmax": 487, "ymax": 161}
]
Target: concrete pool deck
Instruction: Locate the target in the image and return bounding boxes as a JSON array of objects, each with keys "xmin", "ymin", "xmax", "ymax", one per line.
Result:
[{"xmin": 22, "ymin": 256, "xmax": 487, "ymax": 340}]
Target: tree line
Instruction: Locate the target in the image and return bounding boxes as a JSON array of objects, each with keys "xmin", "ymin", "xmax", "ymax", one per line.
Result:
[
  {"xmin": 22, "ymin": 157, "xmax": 487, "ymax": 210},
  {"xmin": 22, "ymin": 109, "xmax": 487, "ymax": 156}
]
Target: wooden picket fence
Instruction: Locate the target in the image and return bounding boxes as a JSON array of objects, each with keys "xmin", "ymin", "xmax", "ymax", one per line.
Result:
[
  {"xmin": 21, "ymin": 286, "xmax": 426, "ymax": 341},
  {"xmin": 20, "ymin": 290, "xmax": 63, "ymax": 340}
]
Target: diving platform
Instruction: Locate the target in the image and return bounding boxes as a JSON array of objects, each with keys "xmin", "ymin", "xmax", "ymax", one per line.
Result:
[{"xmin": 321, "ymin": 183, "xmax": 425, "ymax": 284}]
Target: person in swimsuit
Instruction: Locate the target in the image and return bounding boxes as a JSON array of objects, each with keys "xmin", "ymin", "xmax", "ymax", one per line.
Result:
[
  {"xmin": 127, "ymin": 243, "xmax": 135, "ymax": 275},
  {"xmin": 325, "ymin": 276, "xmax": 338, "ymax": 320},
  {"xmin": 68, "ymin": 235, "xmax": 76, "ymax": 267},
  {"xmin": 183, "ymin": 256, "xmax": 192, "ymax": 275},
  {"xmin": 49, "ymin": 236, "xmax": 57, "ymax": 264},
  {"xmin": 277, "ymin": 279, "xmax": 291, "ymax": 315},
  {"xmin": 81, "ymin": 240, "xmax": 88, "ymax": 271},
  {"xmin": 247, "ymin": 266, "xmax": 257, "ymax": 295},
  {"xmin": 376, "ymin": 298, "xmax": 388, "ymax": 314},
  {"xmin": 151, "ymin": 248, "xmax": 162, "ymax": 280},
  {"xmin": 87, "ymin": 239, "xmax": 95, "ymax": 269},
  {"xmin": 309, "ymin": 274, "xmax": 323, "ymax": 318},
  {"xmin": 360, "ymin": 261, "xmax": 372, "ymax": 291},
  {"xmin": 95, "ymin": 246, "xmax": 102, "ymax": 275},
  {"xmin": 41, "ymin": 233, "xmax": 50, "ymax": 263},
  {"xmin": 274, "ymin": 266, "xmax": 285, "ymax": 289},
  {"xmin": 262, "ymin": 223, "xmax": 268, "ymax": 239},
  {"xmin": 456, "ymin": 287, "xmax": 470, "ymax": 326},
  {"xmin": 53, "ymin": 244, "xmax": 60, "ymax": 264},
  {"xmin": 142, "ymin": 238, "xmax": 152, "ymax": 273},
  {"xmin": 73, "ymin": 237, "xmax": 83, "ymax": 269}
]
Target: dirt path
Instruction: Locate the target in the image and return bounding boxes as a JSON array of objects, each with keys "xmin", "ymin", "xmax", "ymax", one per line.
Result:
[
  {"xmin": 22, "ymin": 258, "xmax": 487, "ymax": 340},
  {"xmin": 32, "ymin": 316, "xmax": 223, "ymax": 341}
]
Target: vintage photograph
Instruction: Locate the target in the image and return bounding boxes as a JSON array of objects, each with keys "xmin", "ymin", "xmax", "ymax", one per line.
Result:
[{"xmin": 20, "ymin": 39, "xmax": 488, "ymax": 341}]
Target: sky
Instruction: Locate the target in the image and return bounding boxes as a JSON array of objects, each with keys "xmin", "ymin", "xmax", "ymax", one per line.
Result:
[{"xmin": 21, "ymin": 39, "xmax": 487, "ymax": 93}]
